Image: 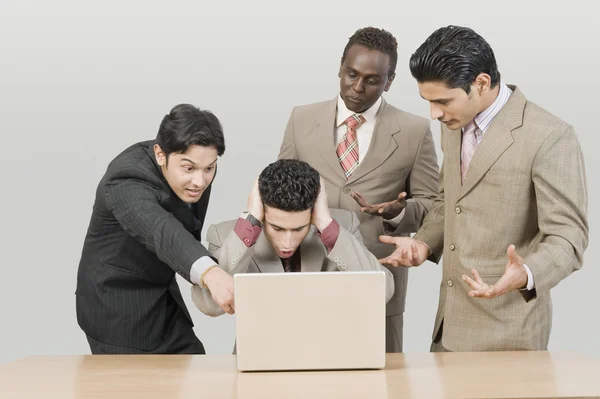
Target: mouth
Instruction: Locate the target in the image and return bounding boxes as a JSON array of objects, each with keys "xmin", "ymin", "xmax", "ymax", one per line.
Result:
[
  {"xmin": 348, "ymin": 96, "xmax": 363, "ymax": 103},
  {"xmin": 279, "ymin": 250, "xmax": 294, "ymax": 258},
  {"xmin": 186, "ymin": 188, "xmax": 203, "ymax": 197}
]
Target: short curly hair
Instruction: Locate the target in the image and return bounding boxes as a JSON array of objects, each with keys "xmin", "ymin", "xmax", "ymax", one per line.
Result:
[
  {"xmin": 341, "ymin": 26, "xmax": 398, "ymax": 75},
  {"xmin": 258, "ymin": 159, "xmax": 321, "ymax": 212}
]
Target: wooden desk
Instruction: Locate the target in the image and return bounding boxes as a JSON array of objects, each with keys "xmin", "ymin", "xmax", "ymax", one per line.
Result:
[{"xmin": 1, "ymin": 352, "xmax": 599, "ymax": 398}]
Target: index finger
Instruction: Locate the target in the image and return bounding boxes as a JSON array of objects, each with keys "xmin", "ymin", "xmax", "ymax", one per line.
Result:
[{"xmin": 351, "ymin": 191, "xmax": 370, "ymax": 207}]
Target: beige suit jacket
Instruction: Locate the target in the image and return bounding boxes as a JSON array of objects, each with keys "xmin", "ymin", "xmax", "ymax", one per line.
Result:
[
  {"xmin": 192, "ymin": 209, "xmax": 394, "ymax": 317},
  {"xmin": 414, "ymin": 86, "xmax": 588, "ymax": 351},
  {"xmin": 278, "ymin": 97, "xmax": 439, "ymax": 315}
]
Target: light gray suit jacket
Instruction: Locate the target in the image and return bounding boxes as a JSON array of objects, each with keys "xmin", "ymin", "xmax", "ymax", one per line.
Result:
[
  {"xmin": 278, "ymin": 97, "xmax": 439, "ymax": 316},
  {"xmin": 192, "ymin": 209, "xmax": 394, "ymax": 317},
  {"xmin": 415, "ymin": 86, "xmax": 588, "ymax": 351}
]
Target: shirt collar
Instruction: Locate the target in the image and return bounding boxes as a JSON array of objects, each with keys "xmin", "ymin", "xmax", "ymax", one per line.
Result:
[
  {"xmin": 468, "ymin": 82, "xmax": 512, "ymax": 134},
  {"xmin": 336, "ymin": 95, "xmax": 382, "ymax": 127}
]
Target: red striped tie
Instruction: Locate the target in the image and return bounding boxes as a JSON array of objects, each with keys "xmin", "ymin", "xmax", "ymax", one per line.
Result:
[{"xmin": 337, "ymin": 114, "xmax": 365, "ymax": 179}]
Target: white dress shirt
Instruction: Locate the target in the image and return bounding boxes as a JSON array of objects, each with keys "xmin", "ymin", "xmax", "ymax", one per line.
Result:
[{"xmin": 335, "ymin": 95, "xmax": 382, "ymax": 163}]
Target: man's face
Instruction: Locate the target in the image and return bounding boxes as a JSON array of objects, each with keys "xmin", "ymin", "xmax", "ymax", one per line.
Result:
[
  {"xmin": 339, "ymin": 44, "xmax": 395, "ymax": 113},
  {"xmin": 263, "ymin": 206, "xmax": 312, "ymax": 259},
  {"xmin": 154, "ymin": 144, "xmax": 218, "ymax": 204},
  {"xmin": 417, "ymin": 81, "xmax": 483, "ymax": 130}
]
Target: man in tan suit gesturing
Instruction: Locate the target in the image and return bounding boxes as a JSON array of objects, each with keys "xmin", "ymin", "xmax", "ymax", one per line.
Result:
[
  {"xmin": 191, "ymin": 159, "xmax": 394, "ymax": 318},
  {"xmin": 278, "ymin": 27, "xmax": 440, "ymax": 352},
  {"xmin": 381, "ymin": 26, "xmax": 588, "ymax": 352}
]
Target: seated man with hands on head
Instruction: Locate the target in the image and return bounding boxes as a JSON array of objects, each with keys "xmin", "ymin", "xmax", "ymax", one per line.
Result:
[{"xmin": 192, "ymin": 159, "xmax": 394, "ymax": 316}]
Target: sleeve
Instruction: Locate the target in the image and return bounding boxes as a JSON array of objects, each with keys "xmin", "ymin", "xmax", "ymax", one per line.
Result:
[
  {"xmin": 105, "ymin": 171, "xmax": 211, "ymax": 283},
  {"xmin": 384, "ymin": 122, "xmax": 440, "ymax": 235},
  {"xmin": 522, "ymin": 125, "xmax": 588, "ymax": 295}
]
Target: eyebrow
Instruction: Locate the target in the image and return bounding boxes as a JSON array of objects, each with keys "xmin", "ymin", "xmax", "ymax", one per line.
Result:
[
  {"xmin": 345, "ymin": 66, "xmax": 383, "ymax": 79},
  {"xmin": 419, "ymin": 93, "xmax": 451, "ymax": 103},
  {"xmin": 181, "ymin": 158, "xmax": 218, "ymax": 167},
  {"xmin": 270, "ymin": 222, "xmax": 310, "ymax": 230}
]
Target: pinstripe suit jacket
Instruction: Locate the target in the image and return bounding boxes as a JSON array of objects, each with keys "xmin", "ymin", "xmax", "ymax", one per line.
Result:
[
  {"xmin": 76, "ymin": 140, "xmax": 213, "ymax": 351},
  {"xmin": 414, "ymin": 86, "xmax": 588, "ymax": 351}
]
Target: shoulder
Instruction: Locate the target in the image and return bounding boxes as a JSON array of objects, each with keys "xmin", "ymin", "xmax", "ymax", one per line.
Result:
[
  {"xmin": 381, "ymin": 101, "xmax": 430, "ymax": 133},
  {"xmin": 290, "ymin": 99, "xmax": 336, "ymax": 118},
  {"xmin": 329, "ymin": 208, "xmax": 358, "ymax": 229},
  {"xmin": 103, "ymin": 140, "xmax": 162, "ymax": 187},
  {"xmin": 207, "ymin": 219, "xmax": 238, "ymax": 241}
]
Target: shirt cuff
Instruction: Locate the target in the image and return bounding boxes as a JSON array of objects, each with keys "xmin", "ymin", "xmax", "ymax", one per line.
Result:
[
  {"xmin": 190, "ymin": 256, "xmax": 218, "ymax": 286},
  {"xmin": 317, "ymin": 219, "xmax": 340, "ymax": 252},
  {"xmin": 383, "ymin": 208, "xmax": 406, "ymax": 229},
  {"xmin": 523, "ymin": 263, "xmax": 535, "ymax": 290},
  {"xmin": 234, "ymin": 217, "xmax": 262, "ymax": 247}
]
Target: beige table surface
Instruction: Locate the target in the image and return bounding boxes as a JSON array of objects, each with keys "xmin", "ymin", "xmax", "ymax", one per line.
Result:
[{"xmin": 1, "ymin": 352, "xmax": 599, "ymax": 398}]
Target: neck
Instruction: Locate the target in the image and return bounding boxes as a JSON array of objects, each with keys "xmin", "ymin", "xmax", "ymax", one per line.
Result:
[{"xmin": 478, "ymin": 84, "xmax": 501, "ymax": 113}]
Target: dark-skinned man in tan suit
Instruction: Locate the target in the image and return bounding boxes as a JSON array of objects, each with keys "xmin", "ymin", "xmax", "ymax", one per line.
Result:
[
  {"xmin": 278, "ymin": 27, "xmax": 440, "ymax": 352},
  {"xmin": 381, "ymin": 26, "xmax": 588, "ymax": 352}
]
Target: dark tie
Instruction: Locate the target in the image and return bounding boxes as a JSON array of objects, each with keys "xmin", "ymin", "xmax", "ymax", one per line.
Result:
[{"xmin": 282, "ymin": 257, "xmax": 292, "ymax": 272}]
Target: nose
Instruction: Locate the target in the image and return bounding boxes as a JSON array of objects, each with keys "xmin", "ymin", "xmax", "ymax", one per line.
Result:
[
  {"xmin": 282, "ymin": 232, "xmax": 294, "ymax": 249},
  {"xmin": 430, "ymin": 102, "xmax": 443, "ymax": 121},
  {"xmin": 352, "ymin": 78, "xmax": 365, "ymax": 93},
  {"xmin": 191, "ymin": 171, "xmax": 206, "ymax": 188}
]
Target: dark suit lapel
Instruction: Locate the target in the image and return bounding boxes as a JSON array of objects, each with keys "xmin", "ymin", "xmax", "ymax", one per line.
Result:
[
  {"xmin": 457, "ymin": 86, "xmax": 525, "ymax": 201},
  {"xmin": 348, "ymin": 99, "xmax": 401, "ymax": 184}
]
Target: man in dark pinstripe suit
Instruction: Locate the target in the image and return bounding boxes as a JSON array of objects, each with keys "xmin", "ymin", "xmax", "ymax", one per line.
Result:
[{"xmin": 76, "ymin": 104, "xmax": 233, "ymax": 354}]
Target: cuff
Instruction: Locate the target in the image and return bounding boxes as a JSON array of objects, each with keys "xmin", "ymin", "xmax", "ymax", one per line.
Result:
[
  {"xmin": 383, "ymin": 208, "xmax": 406, "ymax": 229},
  {"xmin": 190, "ymin": 256, "xmax": 218, "ymax": 286},
  {"xmin": 317, "ymin": 219, "xmax": 340, "ymax": 252},
  {"xmin": 234, "ymin": 217, "xmax": 262, "ymax": 247},
  {"xmin": 523, "ymin": 263, "xmax": 535, "ymax": 291}
]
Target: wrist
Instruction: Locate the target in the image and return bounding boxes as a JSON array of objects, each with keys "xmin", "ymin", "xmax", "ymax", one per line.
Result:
[
  {"xmin": 315, "ymin": 216, "xmax": 333, "ymax": 232},
  {"xmin": 201, "ymin": 265, "xmax": 219, "ymax": 289},
  {"xmin": 241, "ymin": 211, "xmax": 263, "ymax": 227}
]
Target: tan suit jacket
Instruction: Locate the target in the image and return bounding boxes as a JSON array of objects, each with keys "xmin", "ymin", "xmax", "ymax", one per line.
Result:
[
  {"xmin": 414, "ymin": 86, "xmax": 588, "ymax": 351},
  {"xmin": 278, "ymin": 97, "xmax": 439, "ymax": 316},
  {"xmin": 192, "ymin": 209, "xmax": 394, "ymax": 317}
]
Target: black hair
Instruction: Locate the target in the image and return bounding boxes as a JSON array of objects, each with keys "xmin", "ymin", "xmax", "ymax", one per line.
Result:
[
  {"xmin": 156, "ymin": 104, "xmax": 225, "ymax": 162},
  {"xmin": 341, "ymin": 26, "xmax": 398, "ymax": 75},
  {"xmin": 409, "ymin": 25, "xmax": 501, "ymax": 93},
  {"xmin": 258, "ymin": 159, "xmax": 320, "ymax": 212}
]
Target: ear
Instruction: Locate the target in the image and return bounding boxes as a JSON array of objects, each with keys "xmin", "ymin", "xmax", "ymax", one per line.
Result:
[
  {"xmin": 153, "ymin": 144, "xmax": 167, "ymax": 167},
  {"xmin": 474, "ymin": 73, "xmax": 492, "ymax": 95},
  {"xmin": 384, "ymin": 73, "xmax": 396, "ymax": 92},
  {"xmin": 338, "ymin": 63, "xmax": 343, "ymax": 79}
]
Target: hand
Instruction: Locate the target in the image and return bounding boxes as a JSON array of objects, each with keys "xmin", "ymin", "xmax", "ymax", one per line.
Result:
[
  {"xmin": 311, "ymin": 177, "xmax": 333, "ymax": 231},
  {"xmin": 378, "ymin": 236, "xmax": 429, "ymax": 267},
  {"xmin": 247, "ymin": 178, "xmax": 264, "ymax": 222},
  {"xmin": 462, "ymin": 245, "xmax": 528, "ymax": 299},
  {"xmin": 202, "ymin": 267, "xmax": 235, "ymax": 315},
  {"xmin": 351, "ymin": 191, "xmax": 408, "ymax": 220}
]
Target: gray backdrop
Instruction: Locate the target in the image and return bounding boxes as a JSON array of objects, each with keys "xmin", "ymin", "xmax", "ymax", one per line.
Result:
[{"xmin": 1, "ymin": 0, "xmax": 597, "ymax": 363}]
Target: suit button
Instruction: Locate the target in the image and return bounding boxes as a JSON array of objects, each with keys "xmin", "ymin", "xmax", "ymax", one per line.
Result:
[
  {"xmin": 340, "ymin": 264, "xmax": 347, "ymax": 270},
  {"xmin": 447, "ymin": 280, "xmax": 454, "ymax": 287},
  {"xmin": 455, "ymin": 207, "xmax": 461, "ymax": 214},
  {"xmin": 343, "ymin": 187, "xmax": 350, "ymax": 194},
  {"xmin": 449, "ymin": 244, "xmax": 455, "ymax": 251}
]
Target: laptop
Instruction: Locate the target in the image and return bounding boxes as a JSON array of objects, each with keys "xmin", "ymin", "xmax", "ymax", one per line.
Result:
[{"xmin": 234, "ymin": 271, "xmax": 386, "ymax": 371}]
